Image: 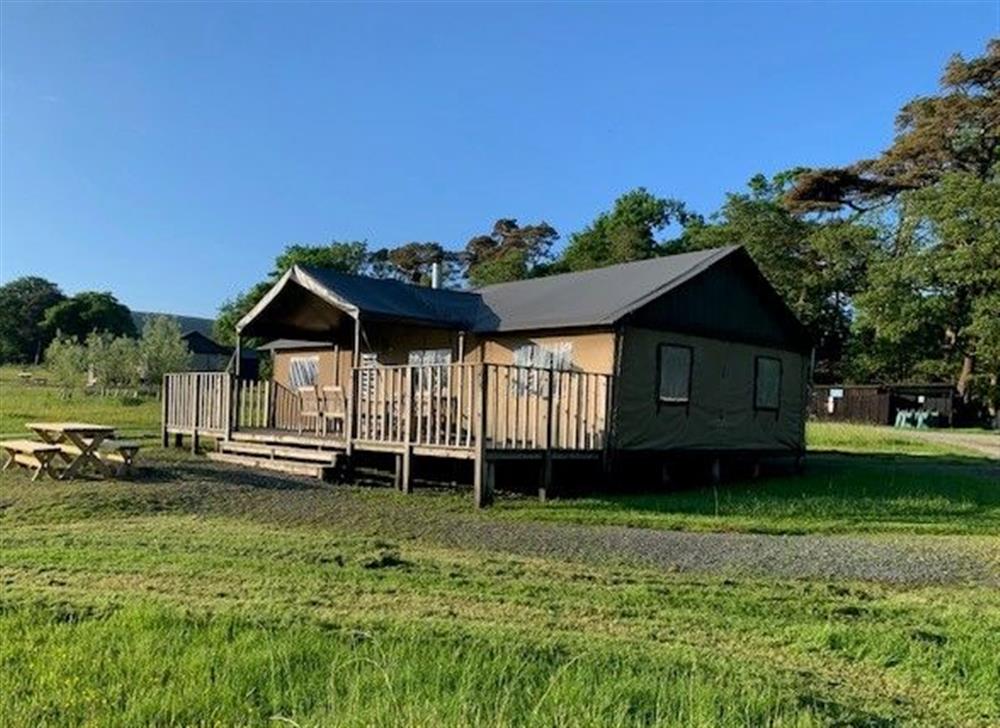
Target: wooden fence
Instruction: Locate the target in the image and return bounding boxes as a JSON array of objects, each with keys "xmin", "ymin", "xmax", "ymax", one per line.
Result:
[
  {"xmin": 483, "ymin": 365, "xmax": 611, "ymax": 451},
  {"xmin": 163, "ymin": 363, "xmax": 613, "ymax": 453},
  {"xmin": 354, "ymin": 363, "xmax": 479, "ymax": 448},
  {"xmin": 162, "ymin": 372, "xmax": 230, "ymax": 438}
]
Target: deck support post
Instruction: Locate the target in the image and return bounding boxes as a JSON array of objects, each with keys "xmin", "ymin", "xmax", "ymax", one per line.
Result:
[
  {"xmin": 711, "ymin": 457, "xmax": 721, "ymax": 485},
  {"xmin": 401, "ymin": 447, "xmax": 412, "ymax": 494},
  {"xmin": 474, "ymin": 364, "xmax": 492, "ymax": 507},
  {"xmin": 393, "ymin": 453, "xmax": 403, "ymax": 490},
  {"xmin": 752, "ymin": 460, "xmax": 761, "ymax": 479},
  {"xmin": 539, "ymin": 453, "xmax": 551, "ymax": 503},
  {"xmin": 661, "ymin": 461, "xmax": 671, "ymax": 486}
]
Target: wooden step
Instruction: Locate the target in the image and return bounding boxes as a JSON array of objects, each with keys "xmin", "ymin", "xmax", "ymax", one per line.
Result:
[
  {"xmin": 218, "ymin": 440, "xmax": 340, "ymax": 464},
  {"xmin": 207, "ymin": 452, "xmax": 331, "ymax": 479},
  {"xmin": 230, "ymin": 430, "xmax": 344, "ymax": 448}
]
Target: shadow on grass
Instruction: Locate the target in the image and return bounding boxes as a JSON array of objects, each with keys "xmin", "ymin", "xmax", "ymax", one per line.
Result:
[{"xmin": 134, "ymin": 457, "xmax": 327, "ymax": 493}]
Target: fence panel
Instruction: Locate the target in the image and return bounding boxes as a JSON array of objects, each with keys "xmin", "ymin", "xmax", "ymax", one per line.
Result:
[{"xmin": 162, "ymin": 372, "xmax": 230, "ymax": 436}]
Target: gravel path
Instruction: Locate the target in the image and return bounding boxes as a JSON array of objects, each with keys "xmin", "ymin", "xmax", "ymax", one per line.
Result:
[
  {"xmin": 423, "ymin": 518, "xmax": 1000, "ymax": 586},
  {"xmin": 157, "ymin": 460, "xmax": 998, "ymax": 587},
  {"xmin": 904, "ymin": 430, "xmax": 1000, "ymax": 459},
  {"xmin": 19, "ymin": 457, "xmax": 996, "ymax": 588}
]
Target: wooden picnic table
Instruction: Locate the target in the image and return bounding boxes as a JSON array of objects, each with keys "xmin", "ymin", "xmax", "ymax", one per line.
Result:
[{"xmin": 26, "ymin": 422, "xmax": 116, "ymax": 479}]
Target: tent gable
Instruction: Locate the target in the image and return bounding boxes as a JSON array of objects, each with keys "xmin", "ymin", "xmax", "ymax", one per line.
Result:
[{"xmin": 626, "ymin": 249, "xmax": 811, "ymax": 352}]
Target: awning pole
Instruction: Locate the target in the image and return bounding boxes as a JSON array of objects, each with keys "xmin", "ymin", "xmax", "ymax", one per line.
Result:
[{"xmin": 352, "ymin": 316, "xmax": 361, "ymax": 368}]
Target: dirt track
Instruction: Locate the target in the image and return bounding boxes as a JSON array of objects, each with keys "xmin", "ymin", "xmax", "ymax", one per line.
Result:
[{"xmin": 906, "ymin": 430, "xmax": 1000, "ymax": 459}]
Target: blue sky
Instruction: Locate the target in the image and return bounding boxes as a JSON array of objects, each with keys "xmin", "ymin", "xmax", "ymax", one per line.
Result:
[{"xmin": 1, "ymin": 2, "xmax": 996, "ymax": 318}]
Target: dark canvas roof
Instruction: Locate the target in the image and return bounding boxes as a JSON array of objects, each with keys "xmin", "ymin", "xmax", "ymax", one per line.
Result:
[
  {"xmin": 238, "ymin": 245, "xmax": 810, "ymax": 349},
  {"xmin": 474, "ymin": 246, "xmax": 737, "ymax": 331},
  {"xmin": 301, "ymin": 267, "xmax": 482, "ymax": 328}
]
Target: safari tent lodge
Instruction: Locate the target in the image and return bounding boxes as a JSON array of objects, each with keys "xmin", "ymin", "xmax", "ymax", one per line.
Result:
[{"xmin": 162, "ymin": 245, "xmax": 812, "ymax": 505}]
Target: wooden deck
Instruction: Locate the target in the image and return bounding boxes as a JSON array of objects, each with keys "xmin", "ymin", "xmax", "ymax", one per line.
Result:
[{"xmin": 162, "ymin": 363, "xmax": 613, "ymax": 505}]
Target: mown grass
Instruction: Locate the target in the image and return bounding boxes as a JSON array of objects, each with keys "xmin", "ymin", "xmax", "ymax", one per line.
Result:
[
  {"xmin": 1, "ymin": 478, "xmax": 998, "ymax": 726},
  {"xmin": 808, "ymin": 421, "xmax": 997, "ymax": 458},
  {"xmin": 495, "ymin": 453, "xmax": 1000, "ymax": 535},
  {"xmin": 2, "ymin": 368, "xmax": 998, "ymax": 725}
]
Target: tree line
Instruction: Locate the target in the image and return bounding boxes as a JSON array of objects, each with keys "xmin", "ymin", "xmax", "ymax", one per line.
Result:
[
  {"xmin": 0, "ymin": 281, "xmax": 191, "ymax": 391},
  {"xmin": 2, "ymin": 41, "xmax": 996, "ymax": 408},
  {"xmin": 217, "ymin": 41, "xmax": 998, "ymax": 408}
]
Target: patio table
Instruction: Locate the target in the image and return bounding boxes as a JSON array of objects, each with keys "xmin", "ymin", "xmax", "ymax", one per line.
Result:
[{"xmin": 26, "ymin": 422, "xmax": 116, "ymax": 479}]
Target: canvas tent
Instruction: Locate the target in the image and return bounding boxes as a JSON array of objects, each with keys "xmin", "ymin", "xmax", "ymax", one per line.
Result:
[{"xmin": 238, "ymin": 245, "xmax": 811, "ymax": 457}]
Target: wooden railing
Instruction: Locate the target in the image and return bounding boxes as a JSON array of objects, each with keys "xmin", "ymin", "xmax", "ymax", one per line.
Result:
[
  {"xmin": 162, "ymin": 372, "xmax": 230, "ymax": 437},
  {"xmin": 483, "ymin": 365, "xmax": 611, "ymax": 450},
  {"xmin": 234, "ymin": 379, "xmax": 324, "ymax": 433},
  {"xmin": 354, "ymin": 363, "xmax": 479, "ymax": 448},
  {"xmin": 163, "ymin": 363, "xmax": 613, "ymax": 453}
]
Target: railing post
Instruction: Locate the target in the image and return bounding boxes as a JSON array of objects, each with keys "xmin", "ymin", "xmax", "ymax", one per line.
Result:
[
  {"xmin": 401, "ymin": 365, "xmax": 413, "ymax": 493},
  {"xmin": 161, "ymin": 374, "xmax": 170, "ymax": 448},
  {"xmin": 345, "ymin": 368, "xmax": 355, "ymax": 456},
  {"xmin": 191, "ymin": 374, "xmax": 200, "ymax": 454},
  {"xmin": 474, "ymin": 364, "xmax": 491, "ymax": 507},
  {"xmin": 267, "ymin": 380, "xmax": 275, "ymax": 428},
  {"xmin": 601, "ymin": 374, "xmax": 613, "ymax": 477},
  {"xmin": 542, "ymin": 365, "xmax": 554, "ymax": 499},
  {"xmin": 225, "ymin": 372, "xmax": 234, "ymax": 440}
]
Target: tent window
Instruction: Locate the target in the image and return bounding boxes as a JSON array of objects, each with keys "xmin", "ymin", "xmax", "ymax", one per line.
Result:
[
  {"xmin": 409, "ymin": 349, "xmax": 452, "ymax": 392},
  {"xmin": 408, "ymin": 349, "xmax": 452, "ymax": 366},
  {"xmin": 289, "ymin": 356, "xmax": 319, "ymax": 388},
  {"xmin": 657, "ymin": 344, "xmax": 692, "ymax": 404},
  {"xmin": 513, "ymin": 342, "xmax": 573, "ymax": 370},
  {"xmin": 512, "ymin": 342, "xmax": 572, "ymax": 395},
  {"xmin": 754, "ymin": 356, "xmax": 782, "ymax": 411}
]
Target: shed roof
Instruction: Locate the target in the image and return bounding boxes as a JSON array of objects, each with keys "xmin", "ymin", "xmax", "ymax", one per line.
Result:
[{"xmin": 181, "ymin": 330, "xmax": 232, "ymax": 355}]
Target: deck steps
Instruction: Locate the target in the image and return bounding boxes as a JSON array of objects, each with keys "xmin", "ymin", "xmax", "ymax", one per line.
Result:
[
  {"xmin": 230, "ymin": 430, "xmax": 344, "ymax": 449},
  {"xmin": 207, "ymin": 451, "xmax": 332, "ymax": 479},
  {"xmin": 218, "ymin": 439, "xmax": 341, "ymax": 464}
]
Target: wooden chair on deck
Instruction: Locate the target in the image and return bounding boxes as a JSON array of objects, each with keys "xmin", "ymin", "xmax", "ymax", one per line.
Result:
[
  {"xmin": 321, "ymin": 385, "xmax": 346, "ymax": 436},
  {"xmin": 297, "ymin": 386, "xmax": 320, "ymax": 434}
]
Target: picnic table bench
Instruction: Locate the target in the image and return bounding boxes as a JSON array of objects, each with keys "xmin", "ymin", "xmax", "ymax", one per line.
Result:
[
  {"xmin": 1, "ymin": 439, "xmax": 62, "ymax": 481},
  {"xmin": 55, "ymin": 439, "xmax": 142, "ymax": 477},
  {"xmin": 26, "ymin": 422, "xmax": 140, "ymax": 479}
]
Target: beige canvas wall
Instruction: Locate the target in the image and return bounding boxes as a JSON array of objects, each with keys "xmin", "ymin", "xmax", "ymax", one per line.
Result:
[
  {"xmin": 272, "ymin": 348, "xmax": 352, "ymax": 389},
  {"xmin": 615, "ymin": 326, "xmax": 808, "ymax": 452},
  {"xmin": 271, "ymin": 326, "xmax": 616, "ymax": 386},
  {"xmin": 465, "ymin": 330, "xmax": 615, "ymax": 374},
  {"xmin": 361, "ymin": 322, "xmax": 462, "ymax": 365}
]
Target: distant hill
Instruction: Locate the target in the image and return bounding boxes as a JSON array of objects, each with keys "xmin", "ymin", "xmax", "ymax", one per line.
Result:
[{"xmin": 132, "ymin": 311, "xmax": 215, "ymax": 338}]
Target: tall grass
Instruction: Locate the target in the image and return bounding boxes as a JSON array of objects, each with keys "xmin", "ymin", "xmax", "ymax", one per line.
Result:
[
  {"xmin": 0, "ymin": 367, "xmax": 160, "ymax": 441},
  {"xmin": 0, "ymin": 604, "xmax": 841, "ymax": 727},
  {"xmin": 1, "ymin": 491, "xmax": 997, "ymax": 726}
]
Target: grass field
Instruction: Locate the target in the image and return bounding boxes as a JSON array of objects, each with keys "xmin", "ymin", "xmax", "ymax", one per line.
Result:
[
  {"xmin": 0, "ymin": 366, "xmax": 160, "ymax": 442},
  {"xmin": 1, "ymin": 368, "xmax": 998, "ymax": 726}
]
